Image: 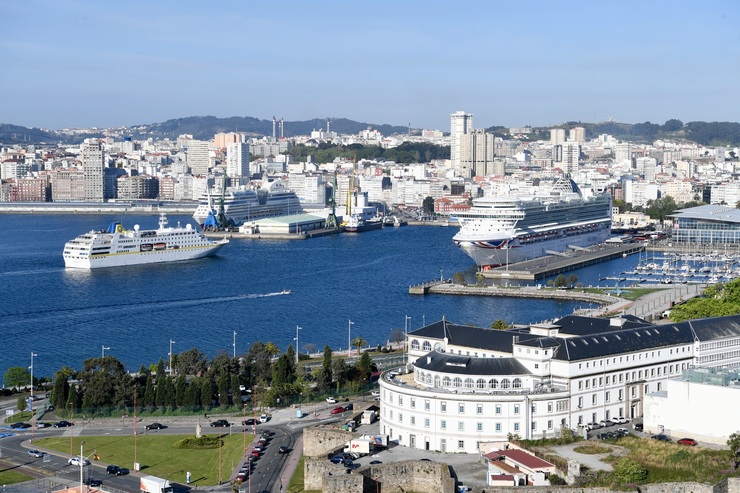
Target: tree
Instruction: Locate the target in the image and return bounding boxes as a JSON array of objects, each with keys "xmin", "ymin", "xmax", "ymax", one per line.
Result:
[
  {"xmin": 355, "ymin": 352, "xmax": 373, "ymax": 382},
  {"xmin": 264, "ymin": 342, "xmax": 281, "ymax": 358},
  {"xmin": 554, "ymin": 274, "xmax": 568, "ymax": 288},
  {"xmin": 389, "ymin": 328, "xmax": 405, "ymax": 346},
  {"xmin": 613, "ymin": 457, "xmax": 648, "ymax": 483},
  {"xmin": 645, "ymin": 196, "xmax": 678, "ymax": 225},
  {"xmin": 452, "ymin": 271, "xmax": 465, "ymax": 284},
  {"xmin": 201, "ymin": 378, "xmax": 214, "ymax": 410},
  {"xmin": 17, "ymin": 395, "xmax": 27, "ymax": 412},
  {"xmin": 143, "ymin": 373, "xmax": 156, "ymax": 409},
  {"xmin": 78, "ymin": 356, "xmax": 130, "ymax": 411},
  {"xmin": 218, "ymin": 372, "xmax": 230, "ymax": 407},
  {"xmin": 175, "ymin": 348, "xmax": 207, "ymax": 376},
  {"xmin": 319, "ymin": 345, "xmax": 333, "ymax": 392},
  {"xmin": 490, "ymin": 320, "xmax": 509, "ymax": 331},
  {"xmin": 422, "ymin": 196, "xmax": 435, "ymax": 215},
  {"xmin": 4, "ymin": 366, "xmax": 30, "ymax": 390},
  {"xmin": 568, "ymin": 274, "xmax": 578, "ymax": 287},
  {"xmin": 728, "ymin": 432, "xmax": 740, "ymax": 468},
  {"xmin": 351, "ymin": 336, "xmax": 367, "ymax": 355},
  {"xmin": 175, "ymin": 375, "xmax": 187, "ymax": 407}
]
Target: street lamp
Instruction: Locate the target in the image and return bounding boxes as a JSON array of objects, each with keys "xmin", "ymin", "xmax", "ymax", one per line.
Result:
[
  {"xmin": 168, "ymin": 339, "xmax": 175, "ymax": 376},
  {"xmin": 404, "ymin": 316, "xmax": 411, "ymax": 365},
  {"xmin": 347, "ymin": 320, "xmax": 354, "ymax": 357},
  {"xmin": 233, "ymin": 331, "xmax": 237, "ymax": 359},
  {"xmin": 295, "ymin": 325, "xmax": 302, "ymax": 364},
  {"xmin": 101, "ymin": 345, "xmax": 110, "ymax": 359},
  {"xmin": 29, "ymin": 352, "xmax": 37, "ymax": 441},
  {"xmin": 79, "ymin": 440, "xmax": 85, "ymax": 493}
]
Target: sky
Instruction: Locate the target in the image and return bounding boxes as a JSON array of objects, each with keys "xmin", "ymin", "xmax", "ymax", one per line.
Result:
[{"xmin": 1, "ymin": 0, "xmax": 739, "ymax": 131}]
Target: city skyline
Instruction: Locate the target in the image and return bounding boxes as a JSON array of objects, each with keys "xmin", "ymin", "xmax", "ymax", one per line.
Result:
[{"xmin": 1, "ymin": 0, "xmax": 738, "ymax": 131}]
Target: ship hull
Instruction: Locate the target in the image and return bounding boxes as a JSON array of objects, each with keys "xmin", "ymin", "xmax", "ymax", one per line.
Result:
[
  {"xmin": 454, "ymin": 224, "xmax": 610, "ymax": 267},
  {"xmin": 345, "ymin": 220, "xmax": 383, "ymax": 233}
]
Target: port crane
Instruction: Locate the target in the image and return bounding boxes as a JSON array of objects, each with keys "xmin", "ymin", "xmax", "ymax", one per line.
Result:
[{"xmin": 325, "ymin": 170, "xmax": 339, "ymax": 229}]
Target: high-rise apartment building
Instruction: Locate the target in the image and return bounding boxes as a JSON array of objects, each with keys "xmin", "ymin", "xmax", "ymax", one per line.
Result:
[
  {"xmin": 561, "ymin": 142, "xmax": 580, "ymax": 175},
  {"xmin": 186, "ymin": 140, "xmax": 211, "ymax": 176},
  {"xmin": 450, "ymin": 111, "xmax": 473, "ymax": 172},
  {"xmin": 226, "ymin": 142, "xmax": 250, "ymax": 180},
  {"xmin": 550, "ymin": 128, "xmax": 566, "ymax": 145},
  {"xmin": 458, "ymin": 129, "xmax": 496, "ymax": 178},
  {"xmin": 81, "ymin": 139, "xmax": 105, "ymax": 202},
  {"xmin": 569, "ymin": 126, "xmax": 586, "ymax": 143}
]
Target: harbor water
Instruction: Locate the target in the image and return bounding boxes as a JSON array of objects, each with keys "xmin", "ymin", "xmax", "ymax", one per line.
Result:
[{"xmin": 0, "ymin": 214, "xmax": 638, "ymax": 378}]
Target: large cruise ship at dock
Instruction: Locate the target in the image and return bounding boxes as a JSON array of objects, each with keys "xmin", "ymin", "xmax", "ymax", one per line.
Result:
[
  {"xmin": 452, "ymin": 179, "xmax": 612, "ymax": 268},
  {"xmin": 63, "ymin": 214, "xmax": 228, "ymax": 269},
  {"xmin": 192, "ymin": 180, "xmax": 302, "ymax": 226}
]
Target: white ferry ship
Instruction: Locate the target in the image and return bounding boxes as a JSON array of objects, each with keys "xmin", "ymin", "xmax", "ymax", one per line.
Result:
[
  {"xmin": 192, "ymin": 180, "xmax": 302, "ymax": 226},
  {"xmin": 63, "ymin": 214, "xmax": 228, "ymax": 269},
  {"xmin": 452, "ymin": 179, "xmax": 612, "ymax": 268}
]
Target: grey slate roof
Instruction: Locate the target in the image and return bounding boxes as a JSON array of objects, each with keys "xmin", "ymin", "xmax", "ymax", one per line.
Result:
[
  {"xmin": 414, "ymin": 351, "xmax": 532, "ymax": 376},
  {"xmin": 412, "ymin": 314, "xmax": 740, "ymax": 363},
  {"xmin": 408, "ymin": 319, "xmax": 522, "ymax": 353}
]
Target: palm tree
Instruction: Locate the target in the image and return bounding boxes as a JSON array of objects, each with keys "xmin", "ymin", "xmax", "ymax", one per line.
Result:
[
  {"xmin": 264, "ymin": 342, "xmax": 281, "ymax": 359},
  {"xmin": 351, "ymin": 336, "xmax": 367, "ymax": 356}
]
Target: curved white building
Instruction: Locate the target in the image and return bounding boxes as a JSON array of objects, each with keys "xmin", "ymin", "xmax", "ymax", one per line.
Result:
[{"xmin": 379, "ymin": 314, "xmax": 740, "ymax": 454}]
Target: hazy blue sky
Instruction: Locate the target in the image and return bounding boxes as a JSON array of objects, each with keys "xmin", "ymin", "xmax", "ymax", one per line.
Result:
[{"xmin": 2, "ymin": 0, "xmax": 738, "ymax": 130}]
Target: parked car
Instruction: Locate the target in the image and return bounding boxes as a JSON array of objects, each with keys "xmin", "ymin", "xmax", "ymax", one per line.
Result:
[
  {"xmin": 106, "ymin": 465, "xmax": 129, "ymax": 475},
  {"xmin": 613, "ymin": 416, "xmax": 630, "ymax": 424},
  {"xmin": 145, "ymin": 422, "xmax": 166, "ymax": 430},
  {"xmin": 259, "ymin": 414, "xmax": 268, "ymax": 423},
  {"xmin": 599, "ymin": 419, "xmax": 615, "ymax": 428},
  {"xmin": 27, "ymin": 450, "xmax": 44, "ymax": 458},
  {"xmin": 651, "ymin": 434, "xmax": 671, "ymax": 442},
  {"xmin": 616, "ymin": 428, "xmax": 630, "ymax": 437},
  {"xmin": 242, "ymin": 418, "xmax": 256, "ymax": 426},
  {"xmin": 261, "ymin": 429, "xmax": 273, "ymax": 437},
  {"xmin": 330, "ymin": 406, "xmax": 345, "ymax": 414},
  {"xmin": 369, "ymin": 460, "xmax": 382, "ymax": 465},
  {"xmin": 68, "ymin": 457, "xmax": 90, "ymax": 466},
  {"xmin": 585, "ymin": 422, "xmax": 600, "ymax": 431},
  {"xmin": 36, "ymin": 422, "xmax": 51, "ymax": 428},
  {"xmin": 633, "ymin": 423, "xmax": 644, "ymax": 432},
  {"xmin": 371, "ymin": 390, "xmax": 380, "ymax": 397},
  {"xmin": 344, "ymin": 403, "xmax": 353, "ymax": 411},
  {"xmin": 330, "ymin": 455, "xmax": 344, "ymax": 464},
  {"xmin": 278, "ymin": 445, "xmax": 289, "ymax": 454},
  {"xmin": 10, "ymin": 422, "xmax": 31, "ymax": 429},
  {"xmin": 677, "ymin": 438, "xmax": 698, "ymax": 446},
  {"xmin": 54, "ymin": 421, "xmax": 73, "ymax": 428},
  {"xmin": 326, "ymin": 397, "xmax": 337, "ymax": 404},
  {"xmin": 210, "ymin": 419, "xmax": 230, "ymax": 427}
]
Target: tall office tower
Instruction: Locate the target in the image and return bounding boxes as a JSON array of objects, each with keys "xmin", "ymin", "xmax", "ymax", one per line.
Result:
[
  {"xmin": 226, "ymin": 142, "xmax": 250, "ymax": 180},
  {"xmin": 186, "ymin": 139, "xmax": 211, "ymax": 176},
  {"xmin": 615, "ymin": 143, "xmax": 632, "ymax": 162},
  {"xmin": 81, "ymin": 139, "xmax": 105, "ymax": 202},
  {"xmin": 569, "ymin": 126, "xmax": 586, "ymax": 143},
  {"xmin": 550, "ymin": 128, "xmax": 566, "ymax": 145},
  {"xmin": 458, "ymin": 129, "xmax": 495, "ymax": 178},
  {"xmin": 561, "ymin": 142, "xmax": 580, "ymax": 175},
  {"xmin": 450, "ymin": 111, "xmax": 473, "ymax": 172}
]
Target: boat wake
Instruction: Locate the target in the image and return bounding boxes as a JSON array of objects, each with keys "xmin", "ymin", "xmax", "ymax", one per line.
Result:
[{"xmin": 2, "ymin": 292, "xmax": 286, "ymax": 328}]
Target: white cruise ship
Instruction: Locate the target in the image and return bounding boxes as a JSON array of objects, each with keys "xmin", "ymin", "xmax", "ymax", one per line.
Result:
[
  {"xmin": 452, "ymin": 179, "xmax": 612, "ymax": 268},
  {"xmin": 63, "ymin": 214, "xmax": 228, "ymax": 269},
  {"xmin": 192, "ymin": 180, "xmax": 302, "ymax": 226}
]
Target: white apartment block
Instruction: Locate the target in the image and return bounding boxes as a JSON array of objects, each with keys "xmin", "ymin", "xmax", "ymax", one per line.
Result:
[
  {"xmin": 710, "ymin": 182, "xmax": 740, "ymax": 205},
  {"xmin": 550, "ymin": 128, "xmax": 566, "ymax": 146},
  {"xmin": 81, "ymin": 139, "xmax": 105, "ymax": 202},
  {"xmin": 568, "ymin": 127, "xmax": 586, "ymax": 143},
  {"xmin": 458, "ymin": 129, "xmax": 496, "ymax": 178},
  {"xmin": 560, "ymin": 142, "xmax": 580, "ymax": 175},
  {"xmin": 286, "ymin": 174, "xmax": 326, "ymax": 205},
  {"xmin": 226, "ymin": 142, "xmax": 250, "ymax": 179},
  {"xmin": 186, "ymin": 139, "xmax": 211, "ymax": 176}
]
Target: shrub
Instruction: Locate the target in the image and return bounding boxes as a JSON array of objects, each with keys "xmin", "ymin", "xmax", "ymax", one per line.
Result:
[
  {"xmin": 549, "ymin": 474, "xmax": 567, "ymax": 485},
  {"xmin": 613, "ymin": 458, "xmax": 648, "ymax": 484},
  {"xmin": 174, "ymin": 435, "xmax": 223, "ymax": 449}
]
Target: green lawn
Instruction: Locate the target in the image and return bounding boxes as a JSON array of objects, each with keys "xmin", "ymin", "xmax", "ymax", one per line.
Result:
[
  {"xmin": 35, "ymin": 434, "xmax": 251, "ymax": 486},
  {"xmin": 0, "ymin": 469, "xmax": 34, "ymax": 485},
  {"xmin": 5, "ymin": 411, "xmax": 33, "ymax": 423}
]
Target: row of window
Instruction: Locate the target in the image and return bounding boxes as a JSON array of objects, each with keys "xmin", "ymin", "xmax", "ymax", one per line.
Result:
[
  {"xmin": 414, "ymin": 371, "xmax": 524, "ymax": 390},
  {"xmin": 576, "ymin": 346, "xmax": 691, "ymax": 372},
  {"xmin": 697, "ymin": 349, "xmax": 740, "ymax": 364},
  {"xmin": 698, "ymin": 338, "xmax": 740, "ymax": 351},
  {"xmin": 575, "ymin": 362, "xmax": 691, "ymax": 391}
]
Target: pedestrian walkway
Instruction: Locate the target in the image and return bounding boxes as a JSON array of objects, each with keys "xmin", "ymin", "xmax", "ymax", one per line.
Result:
[{"xmin": 576, "ymin": 283, "xmax": 704, "ymax": 320}]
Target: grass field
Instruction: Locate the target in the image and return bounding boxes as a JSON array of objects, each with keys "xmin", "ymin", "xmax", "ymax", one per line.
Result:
[
  {"xmin": 573, "ymin": 444, "xmax": 612, "ymax": 455},
  {"xmin": 0, "ymin": 469, "xmax": 34, "ymax": 485},
  {"xmin": 35, "ymin": 433, "xmax": 251, "ymax": 486}
]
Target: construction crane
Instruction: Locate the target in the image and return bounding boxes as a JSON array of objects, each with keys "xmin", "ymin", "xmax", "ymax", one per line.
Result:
[{"xmin": 325, "ymin": 171, "xmax": 339, "ymax": 229}]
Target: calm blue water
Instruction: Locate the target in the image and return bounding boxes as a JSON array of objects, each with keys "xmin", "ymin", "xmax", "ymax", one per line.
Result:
[{"xmin": 0, "ymin": 214, "xmax": 638, "ymax": 378}]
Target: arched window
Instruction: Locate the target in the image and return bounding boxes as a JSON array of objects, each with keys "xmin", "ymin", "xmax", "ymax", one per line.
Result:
[
  {"xmin": 501, "ymin": 378, "xmax": 511, "ymax": 389},
  {"xmin": 453, "ymin": 377, "xmax": 462, "ymax": 388},
  {"xmin": 411, "ymin": 339, "xmax": 420, "ymax": 350},
  {"xmin": 464, "ymin": 378, "xmax": 474, "ymax": 389},
  {"xmin": 512, "ymin": 378, "xmax": 522, "ymax": 389},
  {"xmin": 477, "ymin": 378, "xmax": 486, "ymax": 389},
  {"xmin": 434, "ymin": 375, "xmax": 440, "ymax": 388},
  {"xmin": 423, "ymin": 341, "xmax": 431, "ymax": 351},
  {"xmin": 489, "ymin": 379, "xmax": 498, "ymax": 389},
  {"xmin": 417, "ymin": 371, "xmax": 424, "ymax": 383},
  {"xmin": 425, "ymin": 374, "xmax": 431, "ymax": 385},
  {"xmin": 442, "ymin": 376, "xmax": 451, "ymax": 387}
]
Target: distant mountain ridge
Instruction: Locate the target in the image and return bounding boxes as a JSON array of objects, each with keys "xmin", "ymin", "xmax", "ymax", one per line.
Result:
[{"xmin": 1, "ymin": 117, "xmax": 740, "ymax": 147}]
